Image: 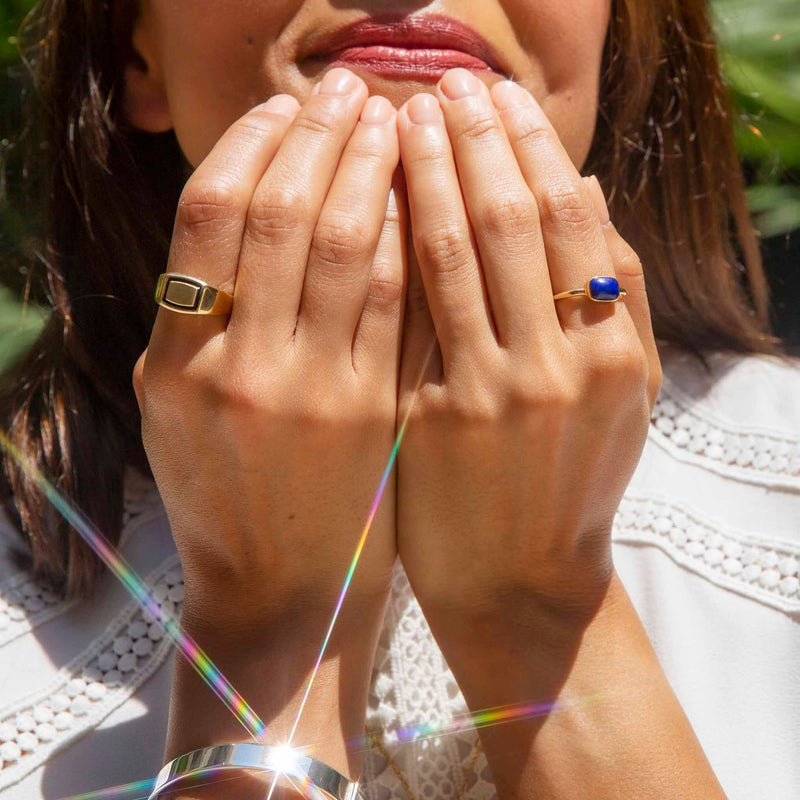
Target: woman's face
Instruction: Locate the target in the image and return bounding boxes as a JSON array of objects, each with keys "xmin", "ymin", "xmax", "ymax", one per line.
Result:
[{"xmin": 124, "ymin": 0, "xmax": 610, "ymax": 172}]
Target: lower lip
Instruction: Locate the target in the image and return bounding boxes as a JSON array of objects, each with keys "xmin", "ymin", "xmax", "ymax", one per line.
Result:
[{"xmin": 323, "ymin": 45, "xmax": 496, "ymax": 79}]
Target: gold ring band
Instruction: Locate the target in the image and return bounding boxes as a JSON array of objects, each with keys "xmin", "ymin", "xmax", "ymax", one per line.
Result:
[
  {"xmin": 553, "ymin": 276, "xmax": 626, "ymax": 304},
  {"xmin": 155, "ymin": 273, "xmax": 233, "ymax": 316}
]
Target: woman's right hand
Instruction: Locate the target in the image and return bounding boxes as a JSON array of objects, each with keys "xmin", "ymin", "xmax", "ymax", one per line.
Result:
[{"xmin": 132, "ymin": 67, "xmax": 405, "ymax": 772}]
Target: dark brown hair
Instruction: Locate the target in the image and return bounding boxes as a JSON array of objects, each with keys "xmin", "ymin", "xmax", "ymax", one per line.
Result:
[{"xmin": 0, "ymin": 0, "xmax": 785, "ymax": 598}]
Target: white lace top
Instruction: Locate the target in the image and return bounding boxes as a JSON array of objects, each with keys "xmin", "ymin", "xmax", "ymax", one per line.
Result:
[{"xmin": 0, "ymin": 346, "xmax": 798, "ymax": 800}]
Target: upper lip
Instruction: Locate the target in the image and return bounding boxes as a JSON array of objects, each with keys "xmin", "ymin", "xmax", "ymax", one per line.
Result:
[{"xmin": 307, "ymin": 13, "xmax": 508, "ymax": 76}]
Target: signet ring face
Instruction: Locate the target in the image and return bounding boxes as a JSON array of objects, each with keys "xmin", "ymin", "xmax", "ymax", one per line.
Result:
[{"xmin": 155, "ymin": 274, "xmax": 233, "ymax": 316}]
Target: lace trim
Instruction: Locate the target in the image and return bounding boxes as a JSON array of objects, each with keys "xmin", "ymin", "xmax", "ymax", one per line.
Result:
[
  {"xmin": 0, "ymin": 554, "xmax": 182, "ymax": 788},
  {"xmin": 613, "ymin": 493, "xmax": 800, "ymax": 613},
  {"xmin": 362, "ymin": 563, "xmax": 496, "ymax": 800},
  {"xmin": 650, "ymin": 377, "xmax": 800, "ymax": 489},
  {"xmin": 0, "ymin": 471, "xmax": 162, "ymax": 649}
]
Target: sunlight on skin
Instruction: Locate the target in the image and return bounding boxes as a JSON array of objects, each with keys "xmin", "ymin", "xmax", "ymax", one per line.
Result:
[
  {"xmin": 0, "ymin": 432, "xmax": 267, "ymax": 743},
  {"xmin": 1, "ymin": 340, "xmax": 439, "ymax": 800},
  {"xmin": 9, "ymin": 334, "xmax": 603, "ymax": 800}
]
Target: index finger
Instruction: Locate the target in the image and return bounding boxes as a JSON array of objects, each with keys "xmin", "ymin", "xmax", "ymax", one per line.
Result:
[{"xmin": 150, "ymin": 94, "xmax": 301, "ymax": 359}]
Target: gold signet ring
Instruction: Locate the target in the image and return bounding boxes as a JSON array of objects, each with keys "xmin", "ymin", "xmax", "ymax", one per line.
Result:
[{"xmin": 155, "ymin": 273, "xmax": 234, "ymax": 316}]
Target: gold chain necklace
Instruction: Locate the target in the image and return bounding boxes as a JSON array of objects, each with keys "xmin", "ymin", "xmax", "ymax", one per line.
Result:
[{"xmin": 366, "ymin": 730, "xmax": 483, "ymax": 800}]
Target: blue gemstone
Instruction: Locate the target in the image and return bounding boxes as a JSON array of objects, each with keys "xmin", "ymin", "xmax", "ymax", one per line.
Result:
[{"xmin": 588, "ymin": 276, "xmax": 620, "ymax": 301}]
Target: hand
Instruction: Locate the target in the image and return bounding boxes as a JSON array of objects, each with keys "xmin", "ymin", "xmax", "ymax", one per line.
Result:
[
  {"xmin": 393, "ymin": 69, "xmax": 726, "ymax": 800},
  {"xmin": 133, "ymin": 68, "xmax": 406, "ymax": 772},
  {"xmin": 396, "ymin": 69, "xmax": 662, "ymax": 639}
]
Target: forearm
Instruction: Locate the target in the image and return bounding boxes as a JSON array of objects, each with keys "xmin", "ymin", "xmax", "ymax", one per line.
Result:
[
  {"xmin": 435, "ymin": 573, "xmax": 725, "ymax": 800},
  {"xmin": 163, "ymin": 594, "xmax": 388, "ymax": 799}
]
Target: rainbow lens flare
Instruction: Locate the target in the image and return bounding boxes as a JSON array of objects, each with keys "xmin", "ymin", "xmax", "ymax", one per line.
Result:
[
  {"xmin": 286, "ymin": 337, "xmax": 438, "ymax": 748},
  {"xmin": 348, "ymin": 695, "xmax": 602, "ymax": 753},
  {"xmin": 0, "ymin": 431, "xmax": 266, "ymax": 743}
]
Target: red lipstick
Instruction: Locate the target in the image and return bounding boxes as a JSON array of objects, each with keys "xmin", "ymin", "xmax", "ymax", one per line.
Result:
[{"xmin": 307, "ymin": 14, "xmax": 508, "ymax": 81}]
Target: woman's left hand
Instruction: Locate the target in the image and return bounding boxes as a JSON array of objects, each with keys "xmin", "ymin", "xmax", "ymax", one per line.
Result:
[
  {"xmin": 392, "ymin": 69, "xmax": 727, "ymax": 800},
  {"xmin": 396, "ymin": 68, "xmax": 662, "ymax": 631}
]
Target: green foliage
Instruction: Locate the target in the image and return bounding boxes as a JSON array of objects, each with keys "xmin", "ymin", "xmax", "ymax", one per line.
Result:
[
  {"xmin": 714, "ymin": 0, "xmax": 800, "ymax": 236},
  {"xmin": 0, "ymin": 0, "xmax": 33, "ymax": 62}
]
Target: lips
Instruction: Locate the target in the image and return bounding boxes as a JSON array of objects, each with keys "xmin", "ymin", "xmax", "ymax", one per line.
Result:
[{"xmin": 306, "ymin": 13, "xmax": 509, "ymax": 80}]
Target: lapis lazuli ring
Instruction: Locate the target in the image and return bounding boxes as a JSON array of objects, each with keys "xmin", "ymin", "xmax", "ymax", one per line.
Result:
[{"xmin": 552, "ymin": 276, "xmax": 627, "ymax": 304}]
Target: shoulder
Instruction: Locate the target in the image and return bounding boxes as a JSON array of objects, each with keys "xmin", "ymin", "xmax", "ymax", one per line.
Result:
[
  {"xmin": 615, "ymin": 344, "xmax": 800, "ymax": 614},
  {"xmin": 613, "ymin": 347, "xmax": 800, "ymax": 797},
  {"xmin": 648, "ymin": 343, "xmax": 800, "ymax": 487}
]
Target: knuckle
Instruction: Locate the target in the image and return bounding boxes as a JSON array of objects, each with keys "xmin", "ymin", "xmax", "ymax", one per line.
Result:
[
  {"xmin": 615, "ymin": 248, "xmax": 644, "ymax": 281},
  {"xmin": 417, "ymin": 224, "xmax": 472, "ymax": 276},
  {"xmin": 311, "ymin": 216, "xmax": 371, "ymax": 270},
  {"xmin": 234, "ymin": 115, "xmax": 284, "ymax": 140},
  {"xmin": 206, "ymin": 370, "xmax": 266, "ymax": 416},
  {"xmin": 648, "ymin": 358, "xmax": 665, "ymax": 408},
  {"xmin": 481, "ymin": 193, "xmax": 538, "ymax": 239},
  {"xmin": 455, "ymin": 112, "xmax": 503, "ymax": 143},
  {"xmin": 292, "ymin": 109, "xmax": 339, "ymax": 139},
  {"xmin": 366, "ymin": 276, "xmax": 403, "ymax": 312},
  {"xmin": 539, "ymin": 183, "xmax": 596, "ymax": 237},
  {"xmin": 525, "ymin": 355, "xmax": 582, "ymax": 409},
  {"xmin": 132, "ymin": 353, "xmax": 146, "ymax": 400},
  {"xmin": 177, "ymin": 181, "xmax": 240, "ymax": 235},
  {"xmin": 506, "ymin": 114, "xmax": 551, "ymax": 152},
  {"xmin": 246, "ymin": 186, "xmax": 309, "ymax": 243},
  {"xmin": 404, "ymin": 146, "xmax": 447, "ymax": 173},
  {"xmin": 447, "ymin": 392, "xmax": 498, "ymax": 427},
  {"xmin": 346, "ymin": 140, "xmax": 390, "ymax": 168},
  {"xmin": 585, "ymin": 333, "xmax": 648, "ymax": 388}
]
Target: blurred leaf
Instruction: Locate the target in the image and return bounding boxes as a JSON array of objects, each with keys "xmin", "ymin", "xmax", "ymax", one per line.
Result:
[
  {"xmin": 714, "ymin": 0, "xmax": 800, "ymax": 234},
  {"xmin": 0, "ymin": 285, "xmax": 46, "ymax": 370}
]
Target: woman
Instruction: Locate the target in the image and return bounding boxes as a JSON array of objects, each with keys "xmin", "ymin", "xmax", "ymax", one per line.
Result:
[{"xmin": 0, "ymin": 0, "xmax": 797, "ymax": 798}]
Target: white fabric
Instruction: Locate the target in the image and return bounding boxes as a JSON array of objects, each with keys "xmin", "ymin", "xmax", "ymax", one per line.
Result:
[{"xmin": 0, "ymin": 346, "xmax": 798, "ymax": 799}]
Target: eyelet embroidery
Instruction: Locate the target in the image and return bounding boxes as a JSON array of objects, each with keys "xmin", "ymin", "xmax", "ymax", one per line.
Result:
[
  {"xmin": 649, "ymin": 376, "xmax": 800, "ymax": 490},
  {"xmin": 0, "ymin": 471, "xmax": 162, "ymax": 649},
  {"xmin": 0, "ymin": 554, "xmax": 182, "ymax": 788},
  {"xmin": 362, "ymin": 563, "xmax": 496, "ymax": 800},
  {"xmin": 613, "ymin": 493, "xmax": 800, "ymax": 613}
]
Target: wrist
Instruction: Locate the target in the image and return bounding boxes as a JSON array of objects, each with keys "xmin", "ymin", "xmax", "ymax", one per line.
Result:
[
  {"xmin": 423, "ymin": 570, "xmax": 623, "ymax": 710},
  {"xmin": 166, "ymin": 590, "xmax": 390, "ymax": 777}
]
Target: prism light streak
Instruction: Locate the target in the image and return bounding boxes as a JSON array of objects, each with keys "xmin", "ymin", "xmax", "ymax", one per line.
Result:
[
  {"xmin": 57, "ymin": 769, "xmax": 290, "ymax": 800},
  {"xmin": 56, "ymin": 778, "xmax": 155, "ymax": 800},
  {"xmin": 286, "ymin": 337, "xmax": 438, "ymax": 750},
  {"xmin": 0, "ymin": 430, "xmax": 266, "ymax": 743},
  {"xmin": 353, "ymin": 695, "xmax": 603, "ymax": 752}
]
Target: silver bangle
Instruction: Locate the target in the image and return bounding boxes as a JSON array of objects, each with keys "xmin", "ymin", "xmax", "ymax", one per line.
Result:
[{"xmin": 146, "ymin": 743, "xmax": 362, "ymax": 800}]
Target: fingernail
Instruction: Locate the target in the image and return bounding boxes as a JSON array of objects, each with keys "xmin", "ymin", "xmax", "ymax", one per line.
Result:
[
  {"xmin": 440, "ymin": 68, "xmax": 482, "ymax": 100},
  {"xmin": 360, "ymin": 95, "xmax": 393, "ymax": 125},
  {"xmin": 585, "ymin": 175, "xmax": 611, "ymax": 226},
  {"xmin": 320, "ymin": 67, "xmax": 360, "ymax": 96},
  {"xmin": 492, "ymin": 80, "xmax": 534, "ymax": 110},
  {"xmin": 406, "ymin": 94, "xmax": 441, "ymax": 125},
  {"xmin": 262, "ymin": 94, "xmax": 300, "ymax": 117}
]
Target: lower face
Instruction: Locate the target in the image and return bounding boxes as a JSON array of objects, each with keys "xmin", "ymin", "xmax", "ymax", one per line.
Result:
[{"xmin": 141, "ymin": 0, "xmax": 610, "ymax": 173}]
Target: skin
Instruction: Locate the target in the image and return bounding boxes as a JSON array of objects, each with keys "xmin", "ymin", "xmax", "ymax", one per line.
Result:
[{"xmin": 125, "ymin": 1, "xmax": 726, "ymax": 798}]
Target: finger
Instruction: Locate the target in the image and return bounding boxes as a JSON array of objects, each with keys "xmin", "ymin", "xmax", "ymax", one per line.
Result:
[
  {"xmin": 435, "ymin": 69, "xmax": 558, "ymax": 349},
  {"xmin": 228, "ymin": 68, "xmax": 369, "ymax": 349},
  {"xmin": 150, "ymin": 95, "xmax": 301, "ymax": 358},
  {"xmin": 584, "ymin": 176, "xmax": 663, "ymax": 409},
  {"xmin": 490, "ymin": 80, "xmax": 618, "ymax": 334},
  {"xmin": 397, "ymin": 92, "xmax": 494, "ymax": 369},
  {"xmin": 352, "ymin": 171, "xmax": 409, "ymax": 379},
  {"xmin": 400, "ymin": 196, "xmax": 444, "ymax": 390},
  {"xmin": 297, "ymin": 95, "xmax": 400, "ymax": 358}
]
